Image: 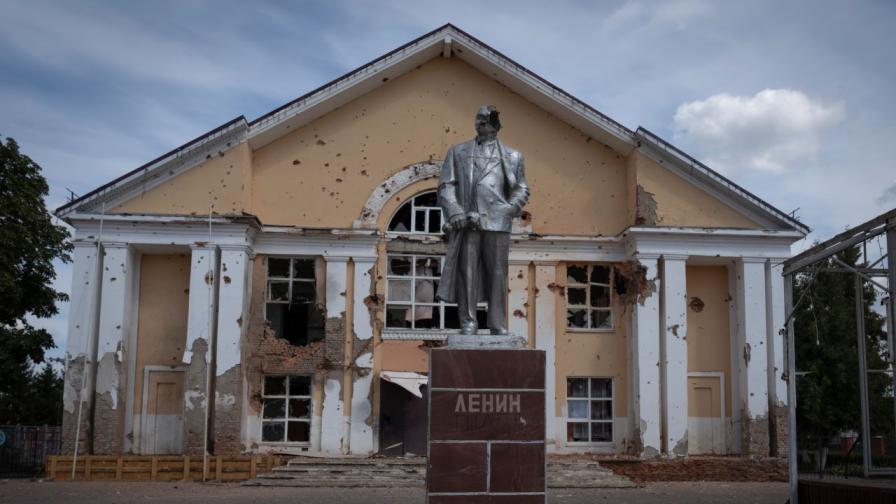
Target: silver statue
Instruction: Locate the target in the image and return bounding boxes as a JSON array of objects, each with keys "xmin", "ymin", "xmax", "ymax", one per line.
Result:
[{"xmin": 436, "ymin": 105, "xmax": 530, "ymax": 335}]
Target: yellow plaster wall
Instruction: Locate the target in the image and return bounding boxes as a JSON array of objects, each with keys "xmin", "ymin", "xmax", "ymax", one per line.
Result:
[
  {"xmin": 251, "ymin": 57, "xmax": 629, "ymax": 235},
  {"xmin": 553, "ymin": 263, "xmax": 629, "ymax": 418},
  {"xmin": 132, "ymin": 253, "xmax": 191, "ymax": 416},
  {"xmin": 633, "ymin": 151, "xmax": 761, "ymax": 229},
  {"xmin": 114, "ymin": 141, "xmax": 252, "ymax": 216},
  {"xmin": 685, "ymin": 265, "xmax": 732, "ymax": 415}
]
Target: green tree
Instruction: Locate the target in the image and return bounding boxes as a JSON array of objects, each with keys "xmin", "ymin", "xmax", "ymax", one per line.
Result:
[
  {"xmin": 794, "ymin": 245, "xmax": 890, "ymax": 469},
  {"xmin": 0, "ymin": 135, "xmax": 71, "ymax": 424}
]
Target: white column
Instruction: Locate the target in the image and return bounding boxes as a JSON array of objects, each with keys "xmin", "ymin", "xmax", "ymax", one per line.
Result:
[
  {"xmin": 534, "ymin": 262, "xmax": 558, "ymax": 448},
  {"xmin": 349, "ymin": 257, "xmax": 376, "ymax": 455},
  {"xmin": 323, "ymin": 256, "xmax": 348, "ymax": 454},
  {"xmin": 736, "ymin": 258, "xmax": 770, "ymax": 456},
  {"xmin": 183, "ymin": 245, "xmax": 218, "ymax": 455},
  {"xmin": 214, "ymin": 245, "xmax": 251, "ymax": 453},
  {"xmin": 661, "ymin": 255, "xmax": 688, "ymax": 456},
  {"xmin": 508, "ymin": 261, "xmax": 530, "ymax": 340},
  {"xmin": 62, "ymin": 241, "xmax": 102, "ymax": 453},
  {"xmin": 630, "ymin": 254, "xmax": 662, "ymax": 457},
  {"xmin": 94, "ymin": 243, "xmax": 134, "ymax": 410},
  {"xmin": 767, "ymin": 259, "xmax": 787, "ymax": 407}
]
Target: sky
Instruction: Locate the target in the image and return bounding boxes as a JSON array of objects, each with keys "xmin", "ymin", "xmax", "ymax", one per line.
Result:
[{"xmin": 1, "ymin": 0, "xmax": 894, "ymax": 360}]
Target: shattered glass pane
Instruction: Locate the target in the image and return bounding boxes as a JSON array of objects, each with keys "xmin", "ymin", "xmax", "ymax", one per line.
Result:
[
  {"xmin": 567, "ymin": 422, "xmax": 589, "ymax": 442},
  {"xmin": 590, "ymin": 285, "xmax": 610, "ymax": 308},
  {"xmin": 568, "ymin": 400, "xmax": 588, "ymax": 419},
  {"xmin": 414, "ymin": 209, "xmax": 427, "ymax": 232},
  {"xmin": 389, "ymin": 256, "xmax": 412, "ymax": 276},
  {"xmin": 268, "ymin": 258, "xmax": 290, "ymax": 278},
  {"xmin": 388, "ymin": 279, "xmax": 412, "ymax": 302},
  {"xmin": 567, "ymin": 378, "xmax": 588, "ymax": 398},
  {"xmin": 289, "ymin": 399, "xmax": 310, "ymax": 419},
  {"xmin": 269, "ymin": 281, "xmax": 289, "ymax": 301},
  {"xmin": 590, "ymin": 265, "xmax": 610, "ymax": 284},
  {"xmin": 567, "ymin": 309, "xmax": 587, "ymax": 328},
  {"xmin": 287, "ymin": 421, "xmax": 310, "ymax": 442},
  {"xmin": 416, "ymin": 191, "xmax": 438, "ymax": 207},
  {"xmin": 289, "ymin": 376, "xmax": 311, "ymax": 396},
  {"xmin": 567, "ymin": 288, "xmax": 586, "ymax": 306},
  {"xmin": 386, "ymin": 305, "xmax": 412, "ymax": 328},
  {"xmin": 567, "ymin": 265, "xmax": 588, "ymax": 284},
  {"xmin": 414, "ymin": 305, "xmax": 439, "ymax": 329},
  {"xmin": 263, "ymin": 399, "xmax": 285, "ymax": 419},
  {"xmin": 262, "ymin": 421, "xmax": 285, "ymax": 442},
  {"xmin": 591, "ymin": 378, "xmax": 612, "ymax": 398},
  {"xmin": 388, "ymin": 201, "xmax": 412, "ymax": 232},
  {"xmin": 416, "ymin": 257, "xmax": 440, "ymax": 277},
  {"xmin": 591, "ymin": 310, "xmax": 612, "ymax": 329},
  {"xmin": 293, "ymin": 259, "xmax": 315, "ymax": 280},
  {"xmin": 428, "ymin": 211, "xmax": 442, "ymax": 233},
  {"xmin": 264, "ymin": 376, "xmax": 286, "ymax": 396},
  {"xmin": 591, "ymin": 400, "xmax": 612, "ymax": 420},
  {"xmin": 591, "ymin": 422, "xmax": 612, "ymax": 442},
  {"xmin": 291, "ymin": 281, "xmax": 316, "ymax": 303}
]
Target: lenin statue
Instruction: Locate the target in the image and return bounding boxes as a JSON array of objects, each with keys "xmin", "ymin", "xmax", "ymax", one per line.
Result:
[{"xmin": 435, "ymin": 105, "xmax": 530, "ymax": 335}]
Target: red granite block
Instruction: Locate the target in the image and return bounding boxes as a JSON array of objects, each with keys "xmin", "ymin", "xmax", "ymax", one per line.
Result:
[
  {"xmin": 430, "ymin": 391, "xmax": 545, "ymax": 441},
  {"xmin": 489, "ymin": 442, "xmax": 545, "ymax": 492},
  {"xmin": 430, "ymin": 349, "xmax": 545, "ymax": 389},
  {"xmin": 428, "ymin": 442, "xmax": 487, "ymax": 493}
]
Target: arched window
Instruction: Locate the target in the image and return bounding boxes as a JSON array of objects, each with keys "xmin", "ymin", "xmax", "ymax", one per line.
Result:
[{"xmin": 388, "ymin": 190, "xmax": 443, "ymax": 234}]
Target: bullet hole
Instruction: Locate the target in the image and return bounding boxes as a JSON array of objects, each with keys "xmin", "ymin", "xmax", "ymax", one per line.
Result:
[
  {"xmin": 382, "ymin": 77, "xmax": 389, "ymax": 82},
  {"xmin": 224, "ymin": 276, "xmax": 232, "ymax": 284},
  {"xmin": 361, "ymin": 170, "xmax": 368, "ymax": 176},
  {"xmin": 316, "ymin": 139, "xmax": 326, "ymax": 146},
  {"xmin": 336, "ymin": 178, "xmax": 343, "ymax": 183},
  {"xmin": 293, "ymin": 159, "xmax": 301, "ymax": 165},
  {"xmin": 336, "ymin": 153, "xmax": 341, "ymax": 157},
  {"xmin": 324, "ymin": 163, "xmax": 329, "ymax": 167},
  {"xmin": 689, "ymin": 297, "xmax": 705, "ymax": 313}
]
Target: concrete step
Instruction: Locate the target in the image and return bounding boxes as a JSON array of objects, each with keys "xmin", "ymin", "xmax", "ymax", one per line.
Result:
[{"xmin": 243, "ymin": 458, "xmax": 636, "ymax": 488}]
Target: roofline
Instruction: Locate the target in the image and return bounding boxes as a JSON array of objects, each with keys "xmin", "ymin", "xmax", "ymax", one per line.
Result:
[
  {"xmin": 249, "ymin": 23, "xmax": 633, "ymax": 138},
  {"xmin": 634, "ymin": 127, "xmax": 811, "ymax": 235},
  {"xmin": 55, "ymin": 115, "xmax": 248, "ymax": 215}
]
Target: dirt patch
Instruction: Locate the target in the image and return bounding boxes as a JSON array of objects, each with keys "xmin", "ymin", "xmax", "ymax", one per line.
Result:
[{"xmin": 599, "ymin": 457, "xmax": 787, "ymax": 483}]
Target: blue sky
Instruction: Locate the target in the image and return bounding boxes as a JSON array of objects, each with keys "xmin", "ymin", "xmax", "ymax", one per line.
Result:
[{"xmin": 2, "ymin": 0, "xmax": 895, "ymax": 359}]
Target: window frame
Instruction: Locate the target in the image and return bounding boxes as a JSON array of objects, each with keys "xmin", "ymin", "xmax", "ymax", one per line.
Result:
[
  {"xmin": 565, "ymin": 264, "xmax": 614, "ymax": 332},
  {"xmin": 265, "ymin": 256, "xmax": 323, "ymax": 345},
  {"xmin": 565, "ymin": 376, "xmax": 615, "ymax": 446},
  {"xmin": 260, "ymin": 374, "xmax": 313, "ymax": 445},
  {"xmin": 387, "ymin": 190, "xmax": 444, "ymax": 236}
]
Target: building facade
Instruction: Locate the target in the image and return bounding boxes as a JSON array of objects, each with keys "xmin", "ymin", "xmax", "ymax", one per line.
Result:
[{"xmin": 56, "ymin": 25, "xmax": 806, "ymax": 460}]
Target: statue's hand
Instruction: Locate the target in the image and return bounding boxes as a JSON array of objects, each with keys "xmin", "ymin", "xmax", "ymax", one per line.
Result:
[{"xmin": 443, "ymin": 214, "xmax": 467, "ymax": 233}]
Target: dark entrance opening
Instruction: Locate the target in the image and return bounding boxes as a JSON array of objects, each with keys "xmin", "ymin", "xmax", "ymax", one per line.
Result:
[{"xmin": 378, "ymin": 380, "xmax": 427, "ymax": 457}]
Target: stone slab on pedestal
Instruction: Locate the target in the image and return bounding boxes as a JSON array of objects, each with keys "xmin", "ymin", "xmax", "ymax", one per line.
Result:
[{"xmin": 427, "ymin": 345, "xmax": 546, "ymax": 503}]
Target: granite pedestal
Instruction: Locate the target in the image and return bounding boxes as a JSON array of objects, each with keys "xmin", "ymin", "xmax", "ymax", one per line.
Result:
[{"xmin": 426, "ymin": 339, "xmax": 546, "ymax": 504}]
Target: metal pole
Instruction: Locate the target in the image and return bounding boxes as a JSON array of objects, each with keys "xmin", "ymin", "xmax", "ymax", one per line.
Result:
[
  {"xmin": 784, "ymin": 274, "xmax": 799, "ymax": 504},
  {"xmin": 855, "ymin": 274, "xmax": 872, "ymax": 476},
  {"xmin": 887, "ymin": 223, "xmax": 895, "ymax": 362}
]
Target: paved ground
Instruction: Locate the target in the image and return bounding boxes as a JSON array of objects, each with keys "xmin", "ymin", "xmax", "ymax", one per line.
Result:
[{"xmin": 0, "ymin": 480, "xmax": 789, "ymax": 503}]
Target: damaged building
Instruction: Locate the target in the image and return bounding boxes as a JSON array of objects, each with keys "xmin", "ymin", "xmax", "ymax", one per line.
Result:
[{"xmin": 55, "ymin": 24, "xmax": 807, "ymax": 460}]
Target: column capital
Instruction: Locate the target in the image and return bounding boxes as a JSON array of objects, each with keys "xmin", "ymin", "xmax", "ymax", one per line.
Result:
[
  {"xmin": 739, "ymin": 256, "xmax": 768, "ymax": 264},
  {"xmin": 101, "ymin": 241, "xmax": 129, "ymax": 250},
  {"xmin": 218, "ymin": 244, "xmax": 252, "ymax": 253},
  {"xmin": 635, "ymin": 253, "xmax": 661, "ymax": 261},
  {"xmin": 72, "ymin": 240, "xmax": 99, "ymax": 249},
  {"xmin": 190, "ymin": 242, "xmax": 216, "ymax": 251},
  {"xmin": 351, "ymin": 256, "xmax": 377, "ymax": 265},
  {"xmin": 325, "ymin": 255, "xmax": 351, "ymax": 263},
  {"xmin": 533, "ymin": 260, "xmax": 558, "ymax": 267},
  {"xmin": 661, "ymin": 254, "xmax": 689, "ymax": 262}
]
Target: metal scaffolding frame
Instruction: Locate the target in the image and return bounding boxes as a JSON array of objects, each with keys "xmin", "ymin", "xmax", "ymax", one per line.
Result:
[{"xmin": 782, "ymin": 208, "xmax": 896, "ymax": 503}]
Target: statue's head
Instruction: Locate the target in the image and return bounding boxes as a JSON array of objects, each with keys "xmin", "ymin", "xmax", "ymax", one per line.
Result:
[{"xmin": 474, "ymin": 105, "xmax": 501, "ymax": 138}]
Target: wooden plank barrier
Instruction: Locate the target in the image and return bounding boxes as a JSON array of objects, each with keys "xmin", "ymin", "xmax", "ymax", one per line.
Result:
[{"xmin": 43, "ymin": 454, "xmax": 282, "ymax": 482}]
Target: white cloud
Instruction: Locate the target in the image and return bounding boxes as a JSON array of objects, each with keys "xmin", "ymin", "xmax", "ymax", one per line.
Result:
[{"xmin": 672, "ymin": 89, "xmax": 844, "ymax": 173}]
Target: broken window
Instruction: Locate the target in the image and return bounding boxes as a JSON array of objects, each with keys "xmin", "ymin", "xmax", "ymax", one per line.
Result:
[
  {"xmin": 566, "ymin": 264, "xmax": 613, "ymax": 330},
  {"xmin": 388, "ymin": 190, "xmax": 443, "ymax": 234},
  {"xmin": 266, "ymin": 257, "xmax": 324, "ymax": 345},
  {"xmin": 384, "ymin": 253, "xmax": 487, "ymax": 330},
  {"xmin": 566, "ymin": 377, "xmax": 613, "ymax": 443},
  {"xmin": 261, "ymin": 375, "xmax": 312, "ymax": 443}
]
